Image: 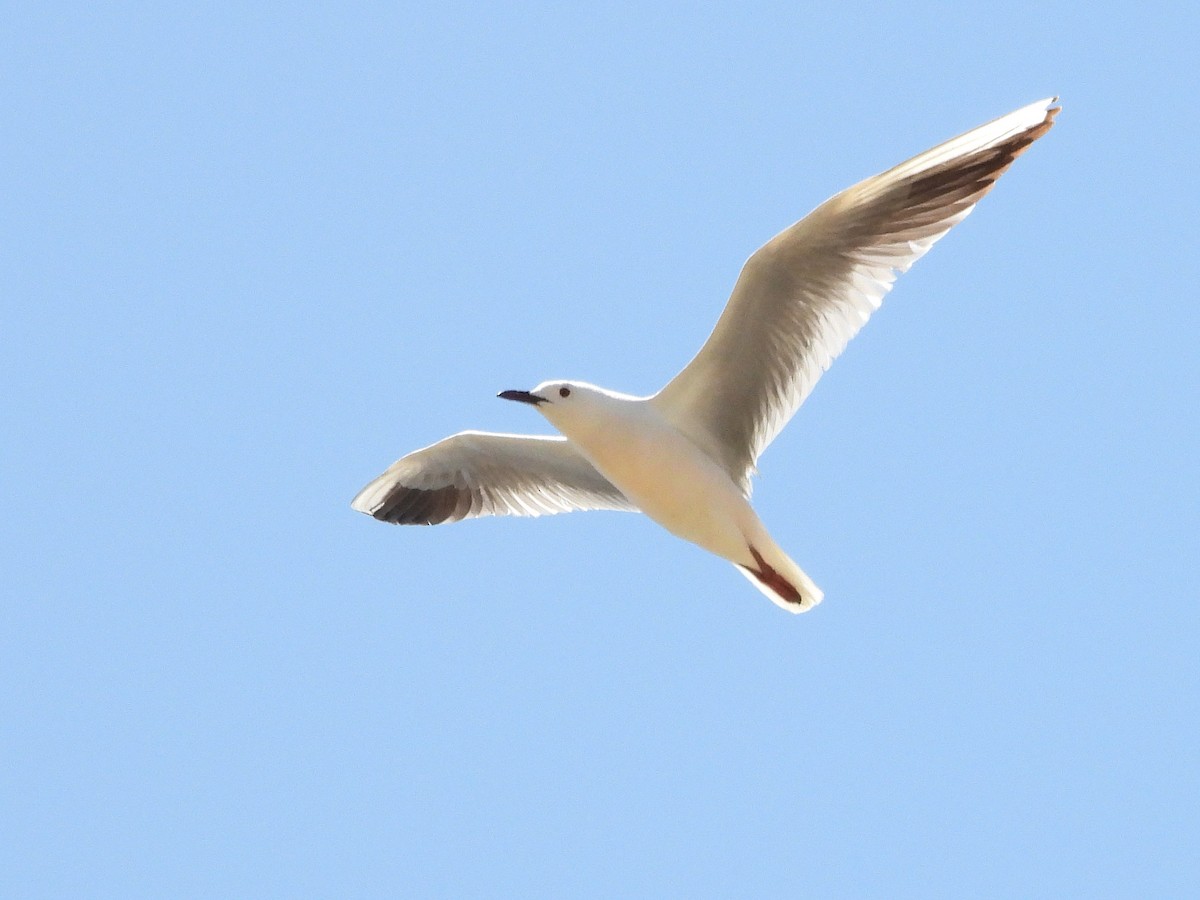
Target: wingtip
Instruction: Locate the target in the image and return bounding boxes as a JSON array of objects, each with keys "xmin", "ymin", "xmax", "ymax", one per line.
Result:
[
  {"xmin": 1023, "ymin": 99, "xmax": 1061, "ymax": 145},
  {"xmin": 1036, "ymin": 96, "xmax": 1062, "ymax": 127},
  {"xmin": 350, "ymin": 480, "xmax": 383, "ymax": 516},
  {"xmin": 1004, "ymin": 96, "xmax": 1060, "ymax": 131}
]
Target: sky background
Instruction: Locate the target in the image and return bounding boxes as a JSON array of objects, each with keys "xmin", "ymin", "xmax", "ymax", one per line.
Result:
[{"xmin": 3, "ymin": 2, "xmax": 1198, "ymax": 897}]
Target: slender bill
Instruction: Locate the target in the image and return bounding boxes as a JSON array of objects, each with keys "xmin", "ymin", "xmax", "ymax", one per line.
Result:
[{"xmin": 498, "ymin": 390, "xmax": 546, "ymax": 405}]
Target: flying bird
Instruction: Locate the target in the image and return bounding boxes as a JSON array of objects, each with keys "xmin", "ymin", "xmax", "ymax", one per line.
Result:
[{"xmin": 352, "ymin": 98, "xmax": 1059, "ymax": 613}]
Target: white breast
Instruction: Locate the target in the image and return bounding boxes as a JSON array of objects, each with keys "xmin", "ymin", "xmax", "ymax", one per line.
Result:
[{"xmin": 567, "ymin": 403, "xmax": 757, "ymax": 561}]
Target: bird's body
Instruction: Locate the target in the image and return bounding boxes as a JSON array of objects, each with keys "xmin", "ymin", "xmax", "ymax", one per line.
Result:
[
  {"xmin": 585, "ymin": 410, "xmax": 754, "ymax": 567},
  {"xmin": 524, "ymin": 385, "xmax": 820, "ymax": 610},
  {"xmin": 353, "ymin": 98, "xmax": 1059, "ymax": 613}
]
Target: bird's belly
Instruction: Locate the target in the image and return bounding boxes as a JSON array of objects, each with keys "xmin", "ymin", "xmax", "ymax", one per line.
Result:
[{"xmin": 578, "ymin": 427, "xmax": 752, "ymax": 562}]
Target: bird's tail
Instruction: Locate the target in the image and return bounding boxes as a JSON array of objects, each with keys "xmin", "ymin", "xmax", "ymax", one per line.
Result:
[{"xmin": 735, "ymin": 540, "xmax": 824, "ymax": 614}]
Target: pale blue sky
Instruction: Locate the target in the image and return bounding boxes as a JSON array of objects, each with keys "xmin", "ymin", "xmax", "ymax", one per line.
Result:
[{"xmin": 3, "ymin": 2, "xmax": 1197, "ymax": 897}]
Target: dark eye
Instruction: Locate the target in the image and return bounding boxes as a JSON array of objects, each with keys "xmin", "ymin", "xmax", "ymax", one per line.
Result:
[{"xmin": 559, "ymin": 387, "xmax": 571, "ymax": 398}]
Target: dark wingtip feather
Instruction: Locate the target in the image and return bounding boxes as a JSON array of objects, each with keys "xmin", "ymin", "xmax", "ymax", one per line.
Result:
[
  {"xmin": 902, "ymin": 102, "xmax": 1059, "ymax": 215},
  {"xmin": 373, "ymin": 484, "xmax": 471, "ymax": 525},
  {"xmin": 1002, "ymin": 101, "xmax": 1059, "ymax": 164}
]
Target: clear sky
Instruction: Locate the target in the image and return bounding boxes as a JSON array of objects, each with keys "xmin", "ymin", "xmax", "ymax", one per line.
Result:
[{"xmin": 4, "ymin": 2, "xmax": 1198, "ymax": 897}]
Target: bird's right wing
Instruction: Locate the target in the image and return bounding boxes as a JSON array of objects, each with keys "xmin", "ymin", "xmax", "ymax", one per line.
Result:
[
  {"xmin": 351, "ymin": 431, "xmax": 637, "ymax": 525},
  {"xmin": 653, "ymin": 98, "xmax": 1059, "ymax": 491}
]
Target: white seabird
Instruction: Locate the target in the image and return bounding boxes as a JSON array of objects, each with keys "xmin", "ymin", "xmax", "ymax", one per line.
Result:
[{"xmin": 352, "ymin": 97, "xmax": 1059, "ymax": 613}]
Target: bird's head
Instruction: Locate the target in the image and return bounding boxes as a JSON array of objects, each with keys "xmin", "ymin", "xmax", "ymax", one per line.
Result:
[{"xmin": 498, "ymin": 380, "xmax": 625, "ymax": 439}]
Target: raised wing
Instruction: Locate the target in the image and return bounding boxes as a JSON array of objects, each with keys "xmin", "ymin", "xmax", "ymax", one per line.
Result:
[
  {"xmin": 351, "ymin": 431, "xmax": 636, "ymax": 525},
  {"xmin": 653, "ymin": 98, "xmax": 1059, "ymax": 490}
]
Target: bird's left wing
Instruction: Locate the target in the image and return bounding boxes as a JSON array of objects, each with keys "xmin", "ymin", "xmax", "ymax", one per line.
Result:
[
  {"xmin": 352, "ymin": 431, "xmax": 636, "ymax": 525},
  {"xmin": 652, "ymin": 98, "xmax": 1059, "ymax": 491}
]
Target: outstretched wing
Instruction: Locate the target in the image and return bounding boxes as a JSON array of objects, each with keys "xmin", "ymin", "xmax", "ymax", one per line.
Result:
[
  {"xmin": 351, "ymin": 431, "xmax": 636, "ymax": 525},
  {"xmin": 653, "ymin": 98, "xmax": 1059, "ymax": 490}
]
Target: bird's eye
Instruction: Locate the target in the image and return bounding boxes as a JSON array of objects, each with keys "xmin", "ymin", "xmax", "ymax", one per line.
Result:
[{"xmin": 559, "ymin": 387, "xmax": 571, "ymax": 398}]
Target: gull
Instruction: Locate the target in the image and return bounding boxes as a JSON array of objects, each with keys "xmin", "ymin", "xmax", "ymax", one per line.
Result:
[{"xmin": 352, "ymin": 97, "xmax": 1059, "ymax": 613}]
